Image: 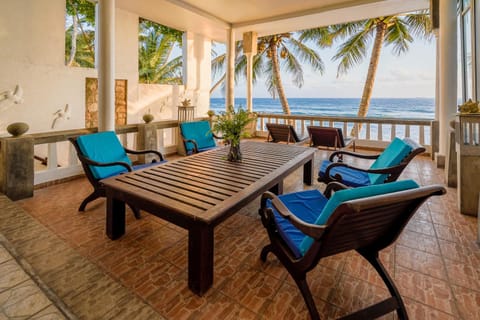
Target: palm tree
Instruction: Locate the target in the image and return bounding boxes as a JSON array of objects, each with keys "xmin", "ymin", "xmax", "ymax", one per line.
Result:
[
  {"xmin": 211, "ymin": 30, "xmax": 328, "ymax": 114},
  {"xmin": 326, "ymin": 12, "xmax": 432, "ymax": 134},
  {"xmin": 65, "ymin": 0, "xmax": 96, "ymax": 67},
  {"xmin": 138, "ymin": 19, "xmax": 183, "ymax": 84}
]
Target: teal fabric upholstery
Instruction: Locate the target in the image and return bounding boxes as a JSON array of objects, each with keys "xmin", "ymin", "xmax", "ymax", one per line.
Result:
[
  {"xmin": 295, "ymin": 180, "xmax": 419, "ymax": 257},
  {"xmin": 76, "ymin": 131, "xmax": 132, "ymax": 180},
  {"xmin": 368, "ymin": 138, "xmax": 413, "ymax": 184},
  {"xmin": 179, "ymin": 121, "xmax": 216, "ymax": 153}
]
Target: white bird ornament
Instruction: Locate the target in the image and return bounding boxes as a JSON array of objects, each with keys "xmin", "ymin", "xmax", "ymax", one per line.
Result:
[{"xmin": 51, "ymin": 104, "xmax": 71, "ymax": 129}]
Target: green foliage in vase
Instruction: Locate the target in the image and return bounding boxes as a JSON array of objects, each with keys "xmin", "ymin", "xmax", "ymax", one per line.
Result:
[{"xmin": 212, "ymin": 106, "xmax": 256, "ymax": 147}]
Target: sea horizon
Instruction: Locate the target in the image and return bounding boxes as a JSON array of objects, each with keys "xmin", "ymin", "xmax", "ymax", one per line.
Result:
[{"xmin": 209, "ymin": 97, "xmax": 435, "ymax": 119}]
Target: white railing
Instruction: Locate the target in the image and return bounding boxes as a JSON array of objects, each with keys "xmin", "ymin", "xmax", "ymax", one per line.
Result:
[
  {"xmin": 32, "ymin": 120, "xmax": 180, "ymax": 187},
  {"xmin": 255, "ymin": 113, "xmax": 435, "ymax": 153}
]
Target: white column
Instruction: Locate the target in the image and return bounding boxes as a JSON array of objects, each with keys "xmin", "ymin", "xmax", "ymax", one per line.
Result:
[
  {"xmin": 437, "ymin": 0, "xmax": 457, "ymax": 159},
  {"xmin": 243, "ymin": 31, "xmax": 257, "ymax": 112},
  {"xmin": 226, "ymin": 28, "xmax": 235, "ymax": 109},
  {"xmin": 97, "ymin": 0, "xmax": 116, "ymax": 132}
]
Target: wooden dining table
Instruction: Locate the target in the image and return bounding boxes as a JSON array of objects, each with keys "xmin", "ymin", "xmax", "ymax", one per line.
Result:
[{"xmin": 101, "ymin": 140, "xmax": 315, "ymax": 295}]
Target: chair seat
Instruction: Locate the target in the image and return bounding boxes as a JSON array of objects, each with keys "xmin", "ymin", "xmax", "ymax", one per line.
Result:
[
  {"xmin": 267, "ymin": 189, "xmax": 328, "ymax": 258},
  {"xmin": 319, "ymin": 160, "xmax": 371, "ymax": 187}
]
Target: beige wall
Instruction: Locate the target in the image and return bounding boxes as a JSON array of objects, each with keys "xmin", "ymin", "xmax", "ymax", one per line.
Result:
[{"xmin": 0, "ymin": 0, "xmax": 212, "ymax": 135}]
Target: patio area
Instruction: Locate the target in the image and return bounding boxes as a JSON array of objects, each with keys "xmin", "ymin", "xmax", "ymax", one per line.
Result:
[{"xmin": 1, "ymin": 146, "xmax": 479, "ymax": 319}]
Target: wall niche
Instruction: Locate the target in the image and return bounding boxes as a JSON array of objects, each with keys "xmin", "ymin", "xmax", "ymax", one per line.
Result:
[{"xmin": 85, "ymin": 78, "xmax": 128, "ymax": 128}]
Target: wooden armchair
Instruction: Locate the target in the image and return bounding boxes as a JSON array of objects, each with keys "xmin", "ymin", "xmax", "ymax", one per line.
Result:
[
  {"xmin": 266, "ymin": 123, "xmax": 309, "ymax": 145},
  {"xmin": 69, "ymin": 131, "xmax": 166, "ymax": 218},
  {"xmin": 179, "ymin": 120, "xmax": 222, "ymax": 155},
  {"xmin": 307, "ymin": 126, "xmax": 355, "ymax": 151},
  {"xmin": 258, "ymin": 180, "xmax": 446, "ymax": 320},
  {"xmin": 318, "ymin": 137, "xmax": 425, "ymax": 187}
]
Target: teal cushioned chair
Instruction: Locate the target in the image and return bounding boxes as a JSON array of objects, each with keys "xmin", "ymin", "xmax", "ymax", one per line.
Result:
[
  {"xmin": 258, "ymin": 180, "xmax": 446, "ymax": 320},
  {"xmin": 69, "ymin": 131, "xmax": 166, "ymax": 217},
  {"xmin": 318, "ymin": 137, "xmax": 425, "ymax": 187},
  {"xmin": 179, "ymin": 121, "xmax": 221, "ymax": 154}
]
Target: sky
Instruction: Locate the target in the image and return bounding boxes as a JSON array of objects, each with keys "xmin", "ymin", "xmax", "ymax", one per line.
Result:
[{"xmin": 210, "ymin": 35, "xmax": 437, "ymax": 99}]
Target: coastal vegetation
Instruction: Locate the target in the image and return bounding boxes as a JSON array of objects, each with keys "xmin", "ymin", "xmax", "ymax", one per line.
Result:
[{"xmin": 65, "ymin": 0, "xmax": 95, "ymax": 67}]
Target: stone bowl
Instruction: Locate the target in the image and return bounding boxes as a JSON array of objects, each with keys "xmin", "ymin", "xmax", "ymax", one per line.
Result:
[
  {"xmin": 143, "ymin": 114, "xmax": 154, "ymax": 124},
  {"xmin": 6, "ymin": 122, "xmax": 29, "ymax": 137}
]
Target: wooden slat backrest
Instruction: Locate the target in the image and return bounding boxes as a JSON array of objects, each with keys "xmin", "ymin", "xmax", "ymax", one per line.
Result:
[
  {"xmin": 315, "ymin": 185, "xmax": 444, "ymax": 258},
  {"xmin": 266, "ymin": 123, "xmax": 298, "ymax": 143},
  {"xmin": 308, "ymin": 126, "xmax": 343, "ymax": 148}
]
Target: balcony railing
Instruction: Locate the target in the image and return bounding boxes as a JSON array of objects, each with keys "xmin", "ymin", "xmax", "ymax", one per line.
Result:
[
  {"xmin": 0, "ymin": 115, "xmax": 438, "ymax": 200},
  {"xmin": 254, "ymin": 113, "xmax": 436, "ymax": 153}
]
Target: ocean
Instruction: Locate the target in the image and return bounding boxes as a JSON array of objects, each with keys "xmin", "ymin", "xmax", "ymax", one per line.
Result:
[
  {"xmin": 209, "ymin": 97, "xmax": 435, "ymax": 141},
  {"xmin": 209, "ymin": 97, "xmax": 435, "ymax": 119}
]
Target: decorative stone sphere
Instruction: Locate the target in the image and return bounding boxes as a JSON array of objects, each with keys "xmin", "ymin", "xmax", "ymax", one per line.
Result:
[
  {"xmin": 142, "ymin": 114, "xmax": 154, "ymax": 124},
  {"xmin": 6, "ymin": 122, "xmax": 29, "ymax": 137}
]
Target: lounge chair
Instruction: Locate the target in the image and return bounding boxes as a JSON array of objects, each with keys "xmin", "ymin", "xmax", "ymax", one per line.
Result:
[
  {"xmin": 258, "ymin": 180, "xmax": 446, "ymax": 320},
  {"xmin": 266, "ymin": 123, "xmax": 309, "ymax": 145},
  {"xmin": 69, "ymin": 131, "xmax": 166, "ymax": 218},
  {"xmin": 179, "ymin": 120, "xmax": 222, "ymax": 154},
  {"xmin": 307, "ymin": 126, "xmax": 356, "ymax": 151},
  {"xmin": 318, "ymin": 137, "xmax": 425, "ymax": 187}
]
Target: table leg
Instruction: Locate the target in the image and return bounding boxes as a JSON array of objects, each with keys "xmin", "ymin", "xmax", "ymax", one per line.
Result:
[
  {"xmin": 269, "ymin": 181, "xmax": 284, "ymax": 195},
  {"xmin": 188, "ymin": 225, "xmax": 214, "ymax": 296},
  {"xmin": 106, "ymin": 192, "xmax": 126, "ymax": 240},
  {"xmin": 303, "ymin": 158, "xmax": 313, "ymax": 185}
]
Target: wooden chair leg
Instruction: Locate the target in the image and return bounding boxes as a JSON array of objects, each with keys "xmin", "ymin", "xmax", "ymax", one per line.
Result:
[
  {"xmin": 260, "ymin": 244, "xmax": 272, "ymax": 262},
  {"xmin": 293, "ymin": 275, "xmax": 320, "ymax": 320},
  {"xmin": 358, "ymin": 249, "xmax": 408, "ymax": 320},
  {"xmin": 78, "ymin": 191, "xmax": 100, "ymax": 211}
]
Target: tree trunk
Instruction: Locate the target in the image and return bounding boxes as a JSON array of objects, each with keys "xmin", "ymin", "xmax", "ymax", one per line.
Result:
[
  {"xmin": 210, "ymin": 74, "xmax": 226, "ymax": 94},
  {"xmin": 270, "ymin": 44, "xmax": 291, "ymax": 115},
  {"xmin": 352, "ymin": 21, "xmax": 386, "ymax": 136},
  {"xmin": 67, "ymin": 13, "xmax": 78, "ymax": 66}
]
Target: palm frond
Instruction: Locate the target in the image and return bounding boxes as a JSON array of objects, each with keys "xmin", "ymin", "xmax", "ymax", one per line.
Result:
[
  {"xmin": 333, "ymin": 28, "xmax": 372, "ymax": 76},
  {"xmin": 385, "ymin": 18, "xmax": 413, "ymax": 55},
  {"xmin": 404, "ymin": 11, "xmax": 434, "ymax": 40}
]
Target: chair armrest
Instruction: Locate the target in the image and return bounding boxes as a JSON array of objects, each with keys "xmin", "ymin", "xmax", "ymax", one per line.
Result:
[
  {"xmin": 323, "ymin": 181, "xmax": 350, "ymax": 198},
  {"xmin": 329, "ymin": 150, "xmax": 379, "ymax": 162},
  {"xmin": 124, "ymin": 148, "xmax": 165, "ymax": 161},
  {"xmin": 77, "ymin": 153, "xmax": 133, "ymax": 171},
  {"xmin": 260, "ymin": 192, "xmax": 326, "ymax": 240},
  {"xmin": 182, "ymin": 138, "xmax": 199, "ymax": 153},
  {"xmin": 324, "ymin": 162, "xmax": 406, "ymax": 182}
]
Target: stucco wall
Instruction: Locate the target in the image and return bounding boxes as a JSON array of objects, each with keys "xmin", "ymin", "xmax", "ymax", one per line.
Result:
[{"xmin": 0, "ymin": 0, "xmax": 212, "ymax": 135}]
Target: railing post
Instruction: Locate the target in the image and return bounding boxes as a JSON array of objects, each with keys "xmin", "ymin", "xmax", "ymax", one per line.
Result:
[
  {"xmin": 0, "ymin": 136, "xmax": 34, "ymax": 200},
  {"xmin": 137, "ymin": 123, "xmax": 158, "ymax": 163}
]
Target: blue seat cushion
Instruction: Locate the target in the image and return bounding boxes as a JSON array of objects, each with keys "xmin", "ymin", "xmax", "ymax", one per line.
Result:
[
  {"xmin": 368, "ymin": 138, "xmax": 413, "ymax": 184},
  {"xmin": 267, "ymin": 190, "xmax": 328, "ymax": 259},
  {"xmin": 319, "ymin": 160, "xmax": 371, "ymax": 187},
  {"xmin": 298, "ymin": 179, "xmax": 419, "ymax": 255},
  {"xmin": 180, "ymin": 121, "xmax": 216, "ymax": 152},
  {"xmin": 76, "ymin": 131, "xmax": 132, "ymax": 180}
]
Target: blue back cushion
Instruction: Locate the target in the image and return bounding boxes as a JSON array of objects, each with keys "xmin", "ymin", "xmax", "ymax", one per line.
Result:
[
  {"xmin": 368, "ymin": 138, "xmax": 413, "ymax": 185},
  {"xmin": 76, "ymin": 131, "xmax": 132, "ymax": 180},
  {"xmin": 180, "ymin": 121, "xmax": 216, "ymax": 152},
  {"xmin": 298, "ymin": 179, "xmax": 419, "ymax": 255}
]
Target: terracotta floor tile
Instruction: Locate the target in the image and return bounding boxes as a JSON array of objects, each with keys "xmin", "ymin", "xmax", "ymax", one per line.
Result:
[
  {"xmin": 403, "ymin": 298, "xmax": 457, "ymax": 320},
  {"xmin": 452, "ymin": 285, "xmax": 480, "ymax": 320},
  {"xmin": 395, "ymin": 245, "xmax": 447, "ymax": 280},
  {"xmin": 397, "ymin": 230, "xmax": 441, "ymax": 256},
  {"xmin": 444, "ymin": 258, "xmax": 480, "ymax": 292},
  {"xmin": 395, "ymin": 266, "xmax": 457, "ymax": 316}
]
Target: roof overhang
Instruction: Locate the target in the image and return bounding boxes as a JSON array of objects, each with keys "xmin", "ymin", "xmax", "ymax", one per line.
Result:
[{"xmin": 116, "ymin": 0, "xmax": 430, "ymax": 41}]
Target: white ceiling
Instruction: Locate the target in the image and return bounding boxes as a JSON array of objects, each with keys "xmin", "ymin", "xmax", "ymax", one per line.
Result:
[{"xmin": 117, "ymin": 0, "xmax": 430, "ymax": 41}]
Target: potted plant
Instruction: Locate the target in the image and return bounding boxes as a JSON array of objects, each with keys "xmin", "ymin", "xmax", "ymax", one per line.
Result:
[{"xmin": 212, "ymin": 106, "xmax": 256, "ymax": 162}]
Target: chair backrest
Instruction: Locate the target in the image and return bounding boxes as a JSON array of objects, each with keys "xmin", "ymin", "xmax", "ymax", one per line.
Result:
[
  {"xmin": 73, "ymin": 131, "xmax": 131, "ymax": 180},
  {"xmin": 368, "ymin": 137, "xmax": 425, "ymax": 184},
  {"xmin": 266, "ymin": 123, "xmax": 301, "ymax": 143},
  {"xmin": 179, "ymin": 120, "xmax": 216, "ymax": 152},
  {"xmin": 307, "ymin": 126, "xmax": 346, "ymax": 148},
  {"xmin": 315, "ymin": 184, "xmax": 445, "ymax": 259},
  {"xmin": 298, "ymin": 179, "xmax": 419, "ymax": 255}
]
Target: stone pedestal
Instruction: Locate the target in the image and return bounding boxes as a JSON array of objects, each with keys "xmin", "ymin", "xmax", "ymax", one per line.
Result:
[
  {"xmin": 0, "ymin": 136, "xmax": 34, "ymax": 200},
  {"xmin": 136, "ymin": 124, "xmax": 158, "ymax": 163},
  {"xmin": 456, "ymin": 114, "xmax": 480, "ymax": 216},
  {"xmin": 445, "ymin": 123, "xmax": 457, "ymax": 187}
]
